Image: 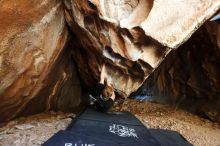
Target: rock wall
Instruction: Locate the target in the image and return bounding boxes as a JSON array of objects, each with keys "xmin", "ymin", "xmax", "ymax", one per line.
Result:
[
  {"xmin": 137, "ymin": 23, "xmax": 220, "ymax": 122},
  {"xmin": 64, "ymin": 0, "xmax": 220, "ymax": 98},
  {"xmin": 64, "ymin": 0, "xmax": 172, "ymax": 97},
  {"xmin": 0, "ymin": 0, "xmax": 81, "ymax": 123}
]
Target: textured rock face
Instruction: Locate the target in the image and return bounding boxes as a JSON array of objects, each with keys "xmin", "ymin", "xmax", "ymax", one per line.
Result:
[
  {"xmin": 138, "ymin": 23, "xmax": 220, "ymax": 122},
  {"xmin": 64, "ymin": 0, "xmax": 220, "ymax": 98},
  {"xmin": 0, "ymin": 0, "xmax": 220, "ymax": 123},
  {"xmin": 64, "ymin": 0, "xmax": 170, "ymax": 97},
  {"xmin": 0, "ymin": 0, "xmax": 81, "ymax": 122}
]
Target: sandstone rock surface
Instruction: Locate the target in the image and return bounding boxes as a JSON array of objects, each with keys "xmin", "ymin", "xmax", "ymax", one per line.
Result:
[
  {"xmin": 64, "ymin": 0, "xmax": 220, "ymax": 98},
  {"xmin": 0, "ymin": 0, "xmax": 81, "ymax": 122},
  {"xmin": 138, "ymin": 23, "xmax": 220, "ymax": 122}
]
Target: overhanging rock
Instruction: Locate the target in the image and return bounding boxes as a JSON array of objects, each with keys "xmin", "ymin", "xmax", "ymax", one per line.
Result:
[
  {"xmin": 64, "ymin": 0, "xmax": 220, "ymax": 97},
  {"xmin": 140, "ymin": 0, "xmax": 220, "ymax": 48}
]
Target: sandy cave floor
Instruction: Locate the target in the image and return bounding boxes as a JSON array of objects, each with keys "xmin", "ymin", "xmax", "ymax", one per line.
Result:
[{"xmin": 0, "ymin": 99, "xmax": 219, "ymax": 146}]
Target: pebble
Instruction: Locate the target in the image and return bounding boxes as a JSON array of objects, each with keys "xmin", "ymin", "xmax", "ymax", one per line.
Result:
[
  {"xmin": 6, "ymin": 130, "xmax": 14, "ymax": 134},
  {"xmin": 144, "ymin": 119, "xmax": 149, "ymax": 123},
  {"xmin": 45, "ymin": 123, "xmax": 53, "ymax": 127},
  {"xmin": 13, "ymin": 139, "xmax": 21, "ymax": 144},
  {"xmin": 37, "ymin": 140, "xmax": 43, "ymax": 145},
  {"xmin": 15, "ymin": 124, "xmax": 35, "ymax": 130},
  {"xmin": 186, "ymin": 126, "xmax": 190, "ymax": 130}
]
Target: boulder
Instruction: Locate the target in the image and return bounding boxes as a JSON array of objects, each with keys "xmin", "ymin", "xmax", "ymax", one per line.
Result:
[
  {"xmin": 0, "ymin": 0, "xmax": 81, "ymax": 123},
  {"xmin": 137, "ymin": 23, "xmax": 220, "ymax": 122},
  {"xmin": 64, "ymin": 0, "xmax": 220, "ymax": 97}
]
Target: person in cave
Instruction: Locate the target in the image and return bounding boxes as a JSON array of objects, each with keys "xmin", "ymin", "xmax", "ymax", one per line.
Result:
[{"xmin": 89, "ymin": 64, "xmax": 116, "ymax": 112}]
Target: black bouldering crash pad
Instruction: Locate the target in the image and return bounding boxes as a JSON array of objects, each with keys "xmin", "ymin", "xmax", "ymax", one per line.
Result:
[{"xmin": 43, "ymin": 107, "xmax": 192, "ymax": 146}]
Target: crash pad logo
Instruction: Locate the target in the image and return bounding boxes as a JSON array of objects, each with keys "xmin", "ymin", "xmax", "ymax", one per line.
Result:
[
  {"xmin": 109, "ymin": 124, "xmax": 138, "ymax": 138},
  {"xmin": 65, "ymin": 144, "xmax": 95, "ymax": 146}
]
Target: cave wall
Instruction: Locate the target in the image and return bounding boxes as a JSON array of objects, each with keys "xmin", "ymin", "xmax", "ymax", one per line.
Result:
[
  {"xmin": 0, "ymin": 0, "xmax": 81, "ymax": 123},
  {"xmin": 139, "ymin": 23, "xmax": 220, "ymax": 122}
]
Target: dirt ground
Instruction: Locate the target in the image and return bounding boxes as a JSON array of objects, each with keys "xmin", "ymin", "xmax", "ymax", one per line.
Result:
[
  {"xmin": 0, "ymin": 112, "xmax": 75, "ymax": 146},
  {"xmin": 0, "ymin": 99, "xmax": 219, "ymax": 146},
  {"xmin": 115, "ymin": 99, "xmax": 220, "ymax": 146}
]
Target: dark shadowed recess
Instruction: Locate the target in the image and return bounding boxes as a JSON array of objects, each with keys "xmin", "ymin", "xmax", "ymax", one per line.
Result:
[{"xmin": 131, "ymin": 25, "xmax": 220, "ymax": 122}]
